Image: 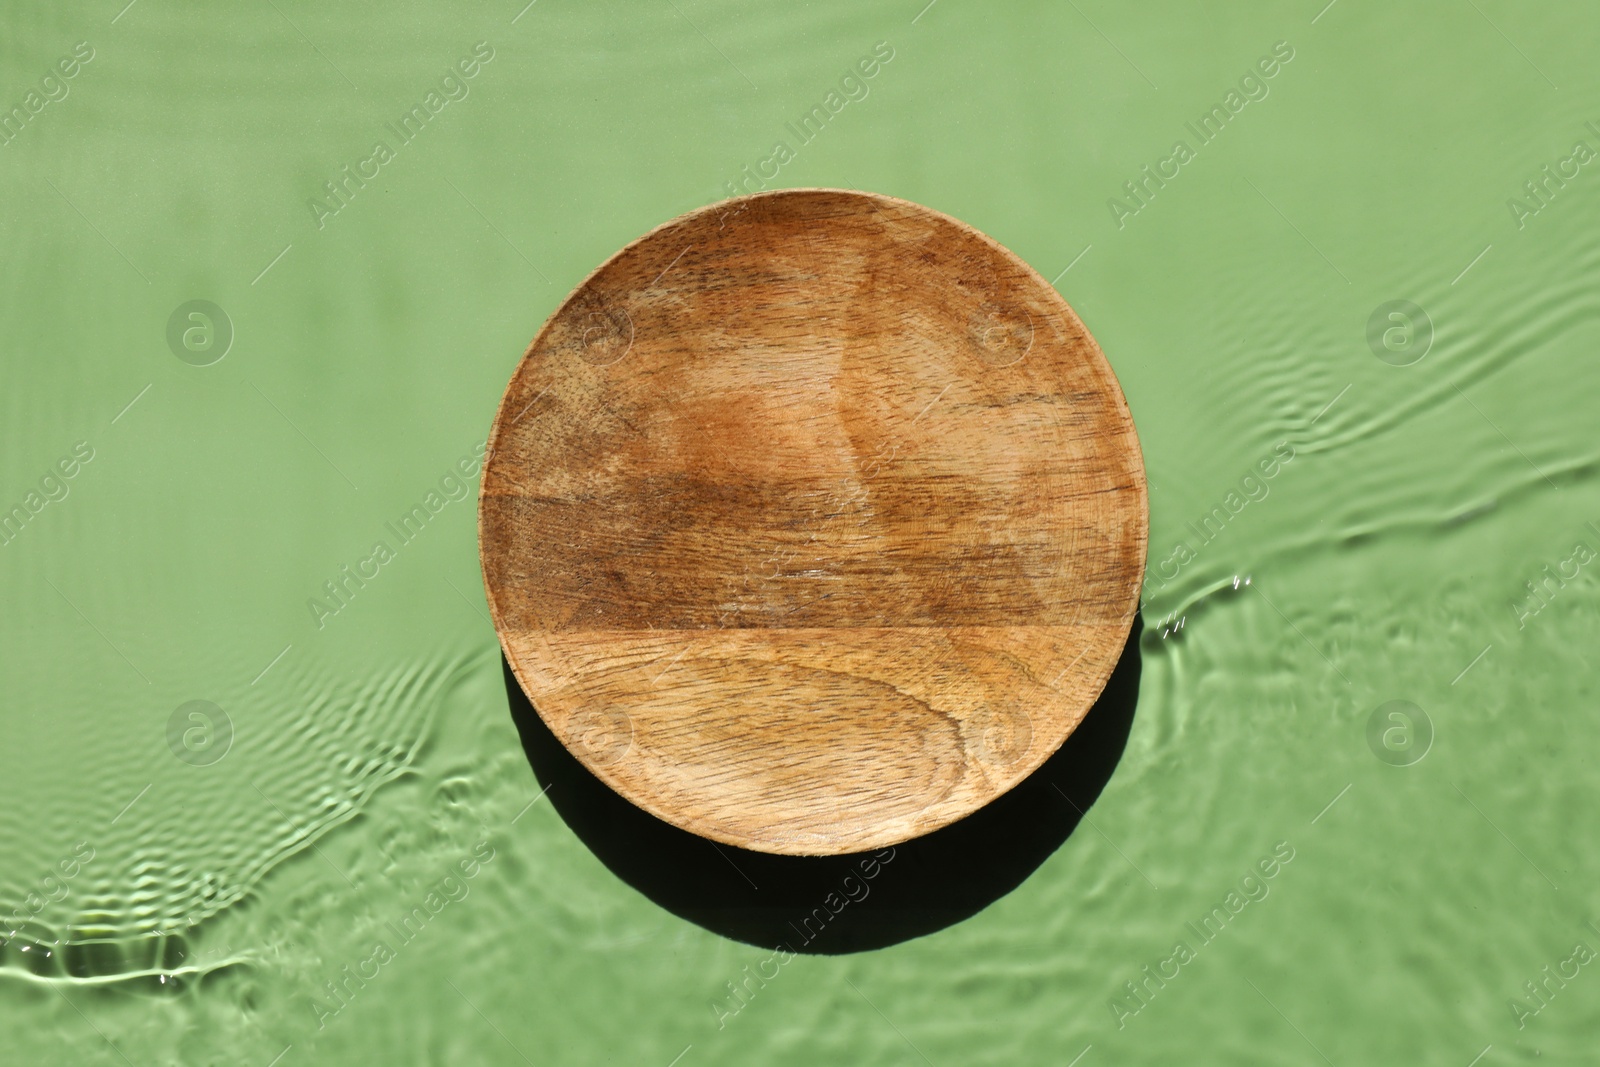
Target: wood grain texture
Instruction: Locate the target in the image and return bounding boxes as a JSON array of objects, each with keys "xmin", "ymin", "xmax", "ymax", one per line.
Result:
[{"xmin": 479, "ymin": 188, "xmax": 1146, "ymax": 855}]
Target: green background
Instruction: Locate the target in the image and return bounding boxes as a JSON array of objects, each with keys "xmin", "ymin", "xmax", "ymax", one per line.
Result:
[{"xmin": 3, "ymin": 0, "xmax": 1597, "ymax": 1063}]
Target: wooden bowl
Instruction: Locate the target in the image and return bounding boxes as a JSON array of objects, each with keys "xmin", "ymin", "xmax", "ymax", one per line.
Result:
[{"xmin": 479, "ymin": 189, "xmax": 1146, "ymax": 856}]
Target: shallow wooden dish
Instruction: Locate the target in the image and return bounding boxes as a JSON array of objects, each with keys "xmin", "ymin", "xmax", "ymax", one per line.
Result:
[{"xmin": 480, "ymin": 189, "xmax": 1146, "ymax": 856}]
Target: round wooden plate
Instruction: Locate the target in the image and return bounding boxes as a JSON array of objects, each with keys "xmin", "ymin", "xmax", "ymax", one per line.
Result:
[{"xmin": 480, "ymin": 189, "xmax": 1146, "ymax": 856}]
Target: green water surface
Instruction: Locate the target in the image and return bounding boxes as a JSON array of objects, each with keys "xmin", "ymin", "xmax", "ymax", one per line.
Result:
[{"xmin": 3, "ymin": 1, "xmax": 1598, "ymax": 1063}]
